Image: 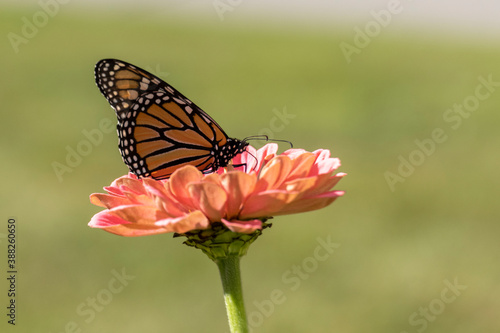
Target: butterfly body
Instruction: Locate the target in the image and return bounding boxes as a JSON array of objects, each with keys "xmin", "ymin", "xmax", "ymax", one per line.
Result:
[{"xmin": 95, "ymin": 59, "xmax": 248, "ymax": 179}]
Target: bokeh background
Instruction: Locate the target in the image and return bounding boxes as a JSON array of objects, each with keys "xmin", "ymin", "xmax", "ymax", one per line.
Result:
[{"xmin": 1, "ymin": 1, "xmax": 499, "ymax": 332}]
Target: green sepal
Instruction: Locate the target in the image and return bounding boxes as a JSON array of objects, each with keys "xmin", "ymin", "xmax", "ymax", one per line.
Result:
[{"xmin": 174, "ymin": 220, "xmax": 272, "ymax": 261}]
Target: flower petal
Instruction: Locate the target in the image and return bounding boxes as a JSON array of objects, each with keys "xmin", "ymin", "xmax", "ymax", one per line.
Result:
[
  {"xmin": 282, "ymin": 148, "xmax": 307, "ymax": 159},
  {"xmin": 155, "ymin": 211, "xmax": 210, "ymax": 233},
  {"xmin": 255, "ymin": 155, "xmax": 292, "ymax": 192},
  {"xmin": 221, "ymin": 218, "xmax": 263, "ymax": 234},
  {"xmin": 88, "ymin": 210, "xmax": 131, "ymax": 228},
  {"xmin": 89, "ymin": 210, "xmax": 168, "ymax": 237},
  {"xmin": 277, "ymin": 190, "xmax": 345, "ymax": 215},
  {"xmin": 119, "ymin": 177, "xmax": 147, "ymax": 195},
  {"xmin": 90, "ymin": 193, "xmax": 128, "ymax": 208},
  {"xmin": 305, "ymin": 172, "xmax": 346, "ymax": 196},
  {"xmin": 188, "ymin": 182, "xmax": 227, "ymax": 222},
  {"xmin": 169, "ymin": 165, "xmax": 203, "ymax": 207},
  {"xmin": 103, "ymin": 224, "xmax": 171, "ymax": 237},
  {"xmin": 240, "ymin": 190, "xmax": 299, "ymax": 219},
  {"xmin": 109, "ymin": 205, "xmax": 168, "ymax": 224},
  {"xmin": 220, "ymin": 172, "xmax": 257, "ymax": 219},
  {"xmin": 310, "ymin": 157, "xmax": 341, "ymax": 176},
  {"xmin": 286, "ymin": 153, "xmax": 316, "ymax": 180}
]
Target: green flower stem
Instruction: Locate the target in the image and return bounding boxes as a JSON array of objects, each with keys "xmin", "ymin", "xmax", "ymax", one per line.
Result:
[{"xmin": 215, "ymin": 255, "xmax": 248, "ymax": 333}]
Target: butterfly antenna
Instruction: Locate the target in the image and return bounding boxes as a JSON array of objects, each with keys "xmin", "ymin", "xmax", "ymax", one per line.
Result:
[{"xmin": 242, "ymin": 135, "xmax": 293, "ymax": 148}]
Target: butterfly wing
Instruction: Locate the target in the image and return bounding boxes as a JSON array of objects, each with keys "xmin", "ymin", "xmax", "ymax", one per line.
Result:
[
  {"xmin": 95, "ymin": 59, "xmax": 226, "ymax": 127},
  {"xmin": 95, "ymin": 59, "xmax": 246, "ymax": 179},
  {"xmin": 95, "ymin": 59, "xmax": 168, "ymax": 120},
  {"xmin": 119, "ymin": 91, "xmax": 231, "ymax": 179}
]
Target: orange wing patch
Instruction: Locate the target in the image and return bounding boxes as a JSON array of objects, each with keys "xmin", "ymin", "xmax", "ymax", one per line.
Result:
[
  {"xmin": 136, "ymin": 110, "xmax": 169, "ymax": 130},
  {"xmin": 133, "ymin": 126, "xmax": 160, "ymax": 142},
  {"xmin": 146, "ymin": 148, "xmax": 210, "ymax": 170},
  {"xmin": 163, "ymin": 129, "xmax": 212, "ymax": 147},
  {"xmin": 115, "ymin": 69, "xmax": 141, "ymax": 80},
  {"xmin": 161, "ymin": 102, "xmax": 193, "ymax": 127},
  {"xmin": 136, "ymin": 140, "xmax": 174, "ymax": 157},
  {"xmin": 146, "ymin": 104, "xmax": 184, "ymax": 128}
]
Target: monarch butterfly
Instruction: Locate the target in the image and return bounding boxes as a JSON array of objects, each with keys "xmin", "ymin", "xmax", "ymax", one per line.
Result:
[{"xmin": 94, "ymin": 59, "xmax": 249, "ymax": 180}]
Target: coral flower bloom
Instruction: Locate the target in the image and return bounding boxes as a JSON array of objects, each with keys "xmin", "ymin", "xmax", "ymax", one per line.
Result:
[{"xmin": 89, "ymin": 144, "xmax": 346, "ymax": 238}]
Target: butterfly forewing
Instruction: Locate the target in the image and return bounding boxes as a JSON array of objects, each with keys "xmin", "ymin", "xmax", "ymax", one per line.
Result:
[{"xmin": 95, "ymin": 59, "xmax": 167, "ymax": 120}]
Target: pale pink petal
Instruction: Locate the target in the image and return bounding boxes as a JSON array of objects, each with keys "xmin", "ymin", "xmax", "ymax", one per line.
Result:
[
  {"xmin": 109, "ymin": 205, "xmax": 168, "ymax": 224},
  {"xmin": 309, "ymin": 157, "xmax": 341, "ymax": 176},
  {"xmin": 221, "ymin": 218, "xmax": 263, "ymax": 233},
  {"xmin": 188, "ymin": 182, "xmax": 227, "ymax": 222},
  {"xmin": 277, "ymin": 190, "xmax": 345, "ymax": 215},
  {"xmin": 108, "ymin": 174, "xmax": 135, "ymax": 188},
  {"xmin": 142, "ymin": 178, "xmax": 169, "ymax": 199},
  {"xmin": 105, "ymin": 224, "xmax": 171, "ymax": 237},
  {"xmin": 282, "ymin": 176, "xmax": 317, "ymax": 193},
  {"xmin": 90, "ymin": 193, "xmax": 130, "ymax": 208},
  {"xmin": 282, "ymin": 148, "xmax": 307, "ymax": 159},
  {"xmin": 220, "ymin": 172, "xmax": 257, "ymax": 219},
  {"xmin": 283, "ymin": 172, "xmax": 345, "ymax": 196},
  {"xmin": 254, "ymin": 155, "xmax": 292, "ymax": 192},
  {"xmin": 240, "ymin": 190, "xmax": 299, "ymax": 219},
  {"xmin": 256, "ymin": 143, "xmax": 278, "ymax": 158},
  {"xmin": 204, "ymin": 173, "xmax": 223, "ymax": 186},
  {"xmin": 304, "ymin": 173, "xmax": 346, "ymax": 196},
  {"xmin": 286, "ymin": 153, "xmax": 316, "ymax": 180},
  {"xmin": 169, "ymin": 165, "xmax": 203, "ymax": 207},
  {"xmin": 103, "ymin": 185, "xmax": 125, "ymax": 197},
  {"xmin": 89, "ymin": 211, "xmax": 169, "ymax": 237},
  {"xmin": 88, "ymin": 210, "xmax": 131, "ymax": 228},
  {"xmin": 119, "ymin": 177, "xmax": 147, "ymax": 195},
  {"xmin": 255, "ymin": 144, "xmax": 278, "ymax": 171},
  {"xmin": 156, "ymin": 193, "xmax": 189, "ymax": 217},
  {"xmin": 155, "ymin": 211, "xmax": 210, "ymax": 233},
  {"xmin": 312, "ymin": 149, "xmax": 331, "ymax": 161}
]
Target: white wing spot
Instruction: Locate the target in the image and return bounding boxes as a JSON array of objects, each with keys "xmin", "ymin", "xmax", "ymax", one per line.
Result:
[{"xmin": 127, "ymin": 90, "xmax": 138, "ymax": 100}]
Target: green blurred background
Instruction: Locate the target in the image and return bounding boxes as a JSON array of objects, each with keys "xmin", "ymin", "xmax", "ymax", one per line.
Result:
[{"xmin": 1, "ymin": 1, "xmax": 499, "ymax": 332}]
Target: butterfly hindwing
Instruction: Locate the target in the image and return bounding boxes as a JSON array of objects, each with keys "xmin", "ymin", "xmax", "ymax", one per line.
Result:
[{"xmin": 119, "ymin": 91, "xmax": 221, "ymax": 179}]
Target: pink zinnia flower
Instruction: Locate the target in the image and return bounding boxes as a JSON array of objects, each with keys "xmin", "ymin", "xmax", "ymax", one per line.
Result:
[{"xmin": 89, "ymin": 144, "xmax": 345, "ymax": 240}]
